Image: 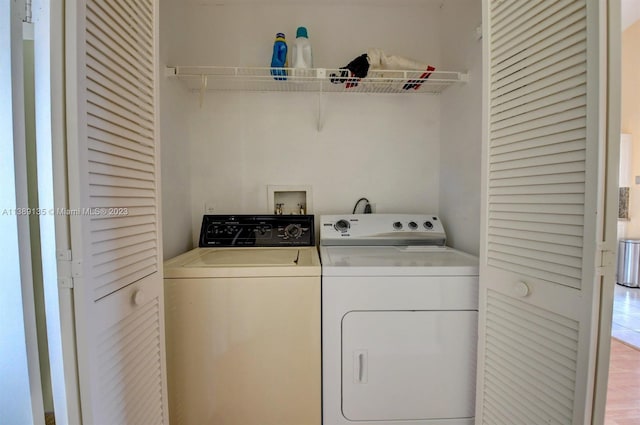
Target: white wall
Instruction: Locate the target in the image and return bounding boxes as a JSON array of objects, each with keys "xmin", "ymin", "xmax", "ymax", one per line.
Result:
[
  {"xmin": 160, "ymin": 0, "xmax": 483, "ymax": 254},
  {"xmin": 186, "ymin": 91, "xmax": 441, "ymax": 242},
  {"xmin": 438, "ymin": 0, "xmax": 482, "ymax": 256},
  {"xmin": 160, "ymin": 0, "xmax": 193, "ymax": 258},
  {"xmin": 173, "ymin": 0, "xmax": 442, "ymax": 69}
]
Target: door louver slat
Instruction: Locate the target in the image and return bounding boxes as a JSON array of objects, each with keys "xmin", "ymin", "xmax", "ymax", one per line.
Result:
[
  {"xmin": 489, "ymin": 183, "xmax": 584, "ymax": 196},
  {"xmin": 489, "ymin": 193, "xmax": 584, "ymax": 205},
  {"xmin": 93, "ymin": 261, "xmax": 157, "ymax": 297},
  {"xmin": 482, "ymin": 291, "xmax": 578, "ymax": 424},
  {"xmin": 492, "ymin": 88, "xmax": 586, "ymax": 127},
  {"xmin": 489, "ymin": 235, "xmax": 582, "ymax": 257},
  {"xmin": 489, "ymin": 227, "xmax": 582, "ymax": 248},
  {"xmin": 487, "ymin": 258, "xmax": 580, "ymax": 288},
  {"xmin": 88, "ymin": 127, "xmax": 154, "ymax": 155},
  {"xmin": 126, "ymin": 0, "xmax": 153, "ymax": 22},
  {"xmin": 89, "ymin": 151, "xmax": 154, "ymax": 173},
  {"xmin": 489, "ymin": 218, "xmax": 583, "ymax": 237},
  {"xmin": 86, "ymin": 5, "xmax": 153, "ymax": 75},
  {"xmin": 491, "ymin": 140, "xmax": 585, "ymax": 163},
  {"xmin": 489, "ymin": 172, "xmax": 586, "ymax": 188},
  {"xmin": 491, "ymin": 54, "xmax": 586, "ymax": 100},
  {"xmin": 492, "ymin": 0, "xmax": 584, "ymax": 58},
  {"xmin": 489, "ymin": 202, "xmax": 585, "ymax": 216},
  {"xmin": 492, "ymin": 117, "xmax": 586, "ymax": 148},
  {"xmin": 97, "ymin": 0, "xmax": 153, "ymax": 41},
  {"xmin": 491, "ymin": 105, "xmax": 586, "ymax": 140},
  {"xmin": 92, "ymin": 223, "xmax": 156, "ymax": 243},
  {"xmin": 494, "ymin": 32, "xmax": 586, "ymax": 89},
  {"xmin": 490, "ymin": 0, "xmax": 544, "ymax": 30},
  {"xmin": 93, "ymin": 240, "xmax": 157, "ymax": 268},
  {"xmin": 87, "ymin": 114, "xmax": 153, "ymax": 148},
  {"xmin": 492, "ymin": 75, "xmax": 586, "ymax": 115},
  {"xmin": 90, "ymin": 0, "xmax": 153, "ymax": 58},
  {"xmin": 493, "ymin": 17, "xmax": 586, "ymax": 77},
  {"xmin": 85, "ymin": 34, "xmax": 153, "ymax": 96},
  {"xmin": 87, "ymin": 102, "xmax": 154, "ymax": 139},
  {"xmin": 89, "ymin": 173, "xmax": 155, "ymax": 190},
  {"xmin": 88, "ymin": 139, "xmax": 153, "ymax": 167},
  {"xmin": 91, "ymin": 246, "xmax": 156, "ymax": 279},
  {"xmin": 488, "ymin": 0, "xmax": 587, "ymax": 289},
  {"xmin": 490, "ymin": 150, "xmax": 586, "ymax": 171},
  {"xmin": 489, "ymin": 242, "xmax": 582, "ymax": 269},
  {"xmin": 85, "ymin": 0, "xmax": 157, "ymax": 299},
  {"xmin": 96, "ymin": 298, "xmax": 163, "ymax": 424},
  {"xmin": 90, "ymin": 214, "xmax": 157, "ymax": 232},
  {"xmin": 488, "ymin": 250, "xmax": 582, "ymax": 280},
  {"xmin": 86, "ymin": 54, "xmax": 153, "ymax": 107},
  {"xmin": 489, "ymin": 211, "xmax": 584, "ymax": 226},
  {"xmin": 87, "ymin": 83, "xmax": 154, "ymax": 124},
  {"xmin": 92, "ymin": 231, "xmax": 155, "ymax": 256},
  {"xmin": 491, "ymin": 162, "xmax": 585, "ymax": 184},
  {"xmin": 492, "ymin": 98, "xmax": 586, "ymax": 136}
]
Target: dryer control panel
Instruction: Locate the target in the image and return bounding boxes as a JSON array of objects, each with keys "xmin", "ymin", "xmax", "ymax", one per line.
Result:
[
  {"xmin": 199, "ymin": 215, "xmax": 315, "ymax": 247},
  {"xmin": 320, "ymin": 214, "xmax": 446, "ymax": 246}
]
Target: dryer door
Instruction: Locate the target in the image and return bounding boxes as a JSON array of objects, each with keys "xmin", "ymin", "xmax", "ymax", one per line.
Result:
[{"xmin": 342, "ymin": 310, "xmax": 477, "ymax": 421}]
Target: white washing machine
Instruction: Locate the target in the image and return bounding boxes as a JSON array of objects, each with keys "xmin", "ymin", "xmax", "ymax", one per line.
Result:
[
  {"xmin": 320, "ymin": 214, "xmax": 479, "ymax": 425},
  {"xmin": 164, "ymin": 215, "xmax": 321, "ymax": 425}
]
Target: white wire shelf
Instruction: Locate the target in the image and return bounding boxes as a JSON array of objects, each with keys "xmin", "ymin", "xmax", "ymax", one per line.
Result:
[{"xmin": 165, "ymin": 66, "xmax": 468, "ymax": 94}]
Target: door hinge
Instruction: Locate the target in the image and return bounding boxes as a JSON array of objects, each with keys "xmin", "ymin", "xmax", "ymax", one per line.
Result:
[
  {"xmin": 597, "ymin": 243, "xmax": 616, "ymax": 276},
  {"xmin": 56, "ymin": 249, "xmax": 76, "ymax": 289}
]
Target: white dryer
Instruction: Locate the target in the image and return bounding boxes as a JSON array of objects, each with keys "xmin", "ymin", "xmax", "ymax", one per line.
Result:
[
  {"xmin": 320, "ymin": 214, "xmax": 479, "ymax": 425},
  {"xmin": 164, "ymin": 215, "xmax": 321, "ymax": 425}
]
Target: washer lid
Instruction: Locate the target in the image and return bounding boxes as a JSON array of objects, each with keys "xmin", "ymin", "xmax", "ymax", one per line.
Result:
[
  {"xmin": 320, "ymin": 246, "xmax": 478, "ymax": 276},
  {"xmin": 185, "ymin": 249, "xmax": 300, "ymax": 267},
  {"xmin": 164, "ymin": 247, "xmax": 321, "ymax": 278}
]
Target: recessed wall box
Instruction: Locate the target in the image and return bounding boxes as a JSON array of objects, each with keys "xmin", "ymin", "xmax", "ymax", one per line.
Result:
[{"xmin": 267, "ymin": 185, "xmax": 313, "ymax": 215}]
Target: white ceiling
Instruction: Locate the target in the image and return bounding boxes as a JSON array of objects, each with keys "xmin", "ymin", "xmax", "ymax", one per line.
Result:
[{"xmin": 622, "ymin": 0, "xmax": 640, "ymax": 31}]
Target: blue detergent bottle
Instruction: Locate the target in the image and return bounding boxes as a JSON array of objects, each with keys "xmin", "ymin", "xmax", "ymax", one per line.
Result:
[{"xmin": 270, "ymin": 32, "xmax": 288, "ymax": 80}]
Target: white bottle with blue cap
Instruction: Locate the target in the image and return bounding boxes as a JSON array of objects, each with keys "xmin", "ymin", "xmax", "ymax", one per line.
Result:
[{"xmin": 291, "ymin": 26, "xmax": 312, "ymax": 77}]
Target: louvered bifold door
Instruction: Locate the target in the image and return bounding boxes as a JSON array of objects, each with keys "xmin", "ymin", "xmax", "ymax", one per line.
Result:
[
  {"xmin": 65, "ymin": 0, "xmax": 168, "ymax": 423},
  {"xmin": 477, "ymin": 0, "xmax": 607, "ymax": 424}
]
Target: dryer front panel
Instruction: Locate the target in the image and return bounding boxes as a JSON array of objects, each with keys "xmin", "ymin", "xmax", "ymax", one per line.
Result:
[{"xmin": 341, "ymin": 310, "xmax": 477, "ymax": 421}]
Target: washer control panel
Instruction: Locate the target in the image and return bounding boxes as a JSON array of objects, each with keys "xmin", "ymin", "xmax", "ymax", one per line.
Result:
[
  {"xmin": 320, "ymin": 214, "xmax": 446, "ymax": 246},
  {"xmin": 199, "ymin": 215, "xmax": 314, "ymax": 247}
]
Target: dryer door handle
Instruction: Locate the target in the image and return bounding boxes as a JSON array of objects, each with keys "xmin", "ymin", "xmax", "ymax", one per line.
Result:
[{"xmin": 354, "ymin": 350, "xmax": 368, "ymax": 384}]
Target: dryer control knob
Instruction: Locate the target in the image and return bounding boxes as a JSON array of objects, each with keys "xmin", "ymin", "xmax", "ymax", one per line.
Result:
[
  {"xmin": 408, "ymin": 221, "xmax": 418, "ymax": 230},
  {"xmin": 334, "ymin": 219, "xmax": 350, "ymax": 233},
  {"xmin": 424, "ymin": 221, "xmax": 434, "ymax": 230},
  {"xmin": 393, "ymin": 221, "xmax": 403, "ymax": 230}
]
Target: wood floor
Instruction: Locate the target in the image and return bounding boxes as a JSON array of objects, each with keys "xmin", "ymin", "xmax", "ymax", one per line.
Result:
[
  {"xmin": 605, "ymin": 338, "xmax": 640, "ymax": 424},
  {"xmin": 605, "ymin": 284, "xmax": 640, "ymax": 424}
]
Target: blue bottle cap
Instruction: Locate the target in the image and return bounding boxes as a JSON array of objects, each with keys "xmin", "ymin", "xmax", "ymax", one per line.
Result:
[{"xmin": 296, "ymin": 27, "xmax": 308, "ymax": 38}]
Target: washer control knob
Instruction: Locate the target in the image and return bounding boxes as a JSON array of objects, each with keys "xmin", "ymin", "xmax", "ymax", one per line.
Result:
[
  {"xmin": 334, "ymin": 219, "xmax": 350, "ymax": 233},
  {"xmin": 424, "ymin": 221, "xmax": 433, "ymax": 230},
  {"xmin": 393, "ymin": 221, "xmax": 403, "ymax": 230},
  {"xmin": 284, "ymin": 224, "xmax": 302, "ymax": 239},
  {"xmin": 408, "ymin": 221, "xmax": 418, "ymax": 230}
]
